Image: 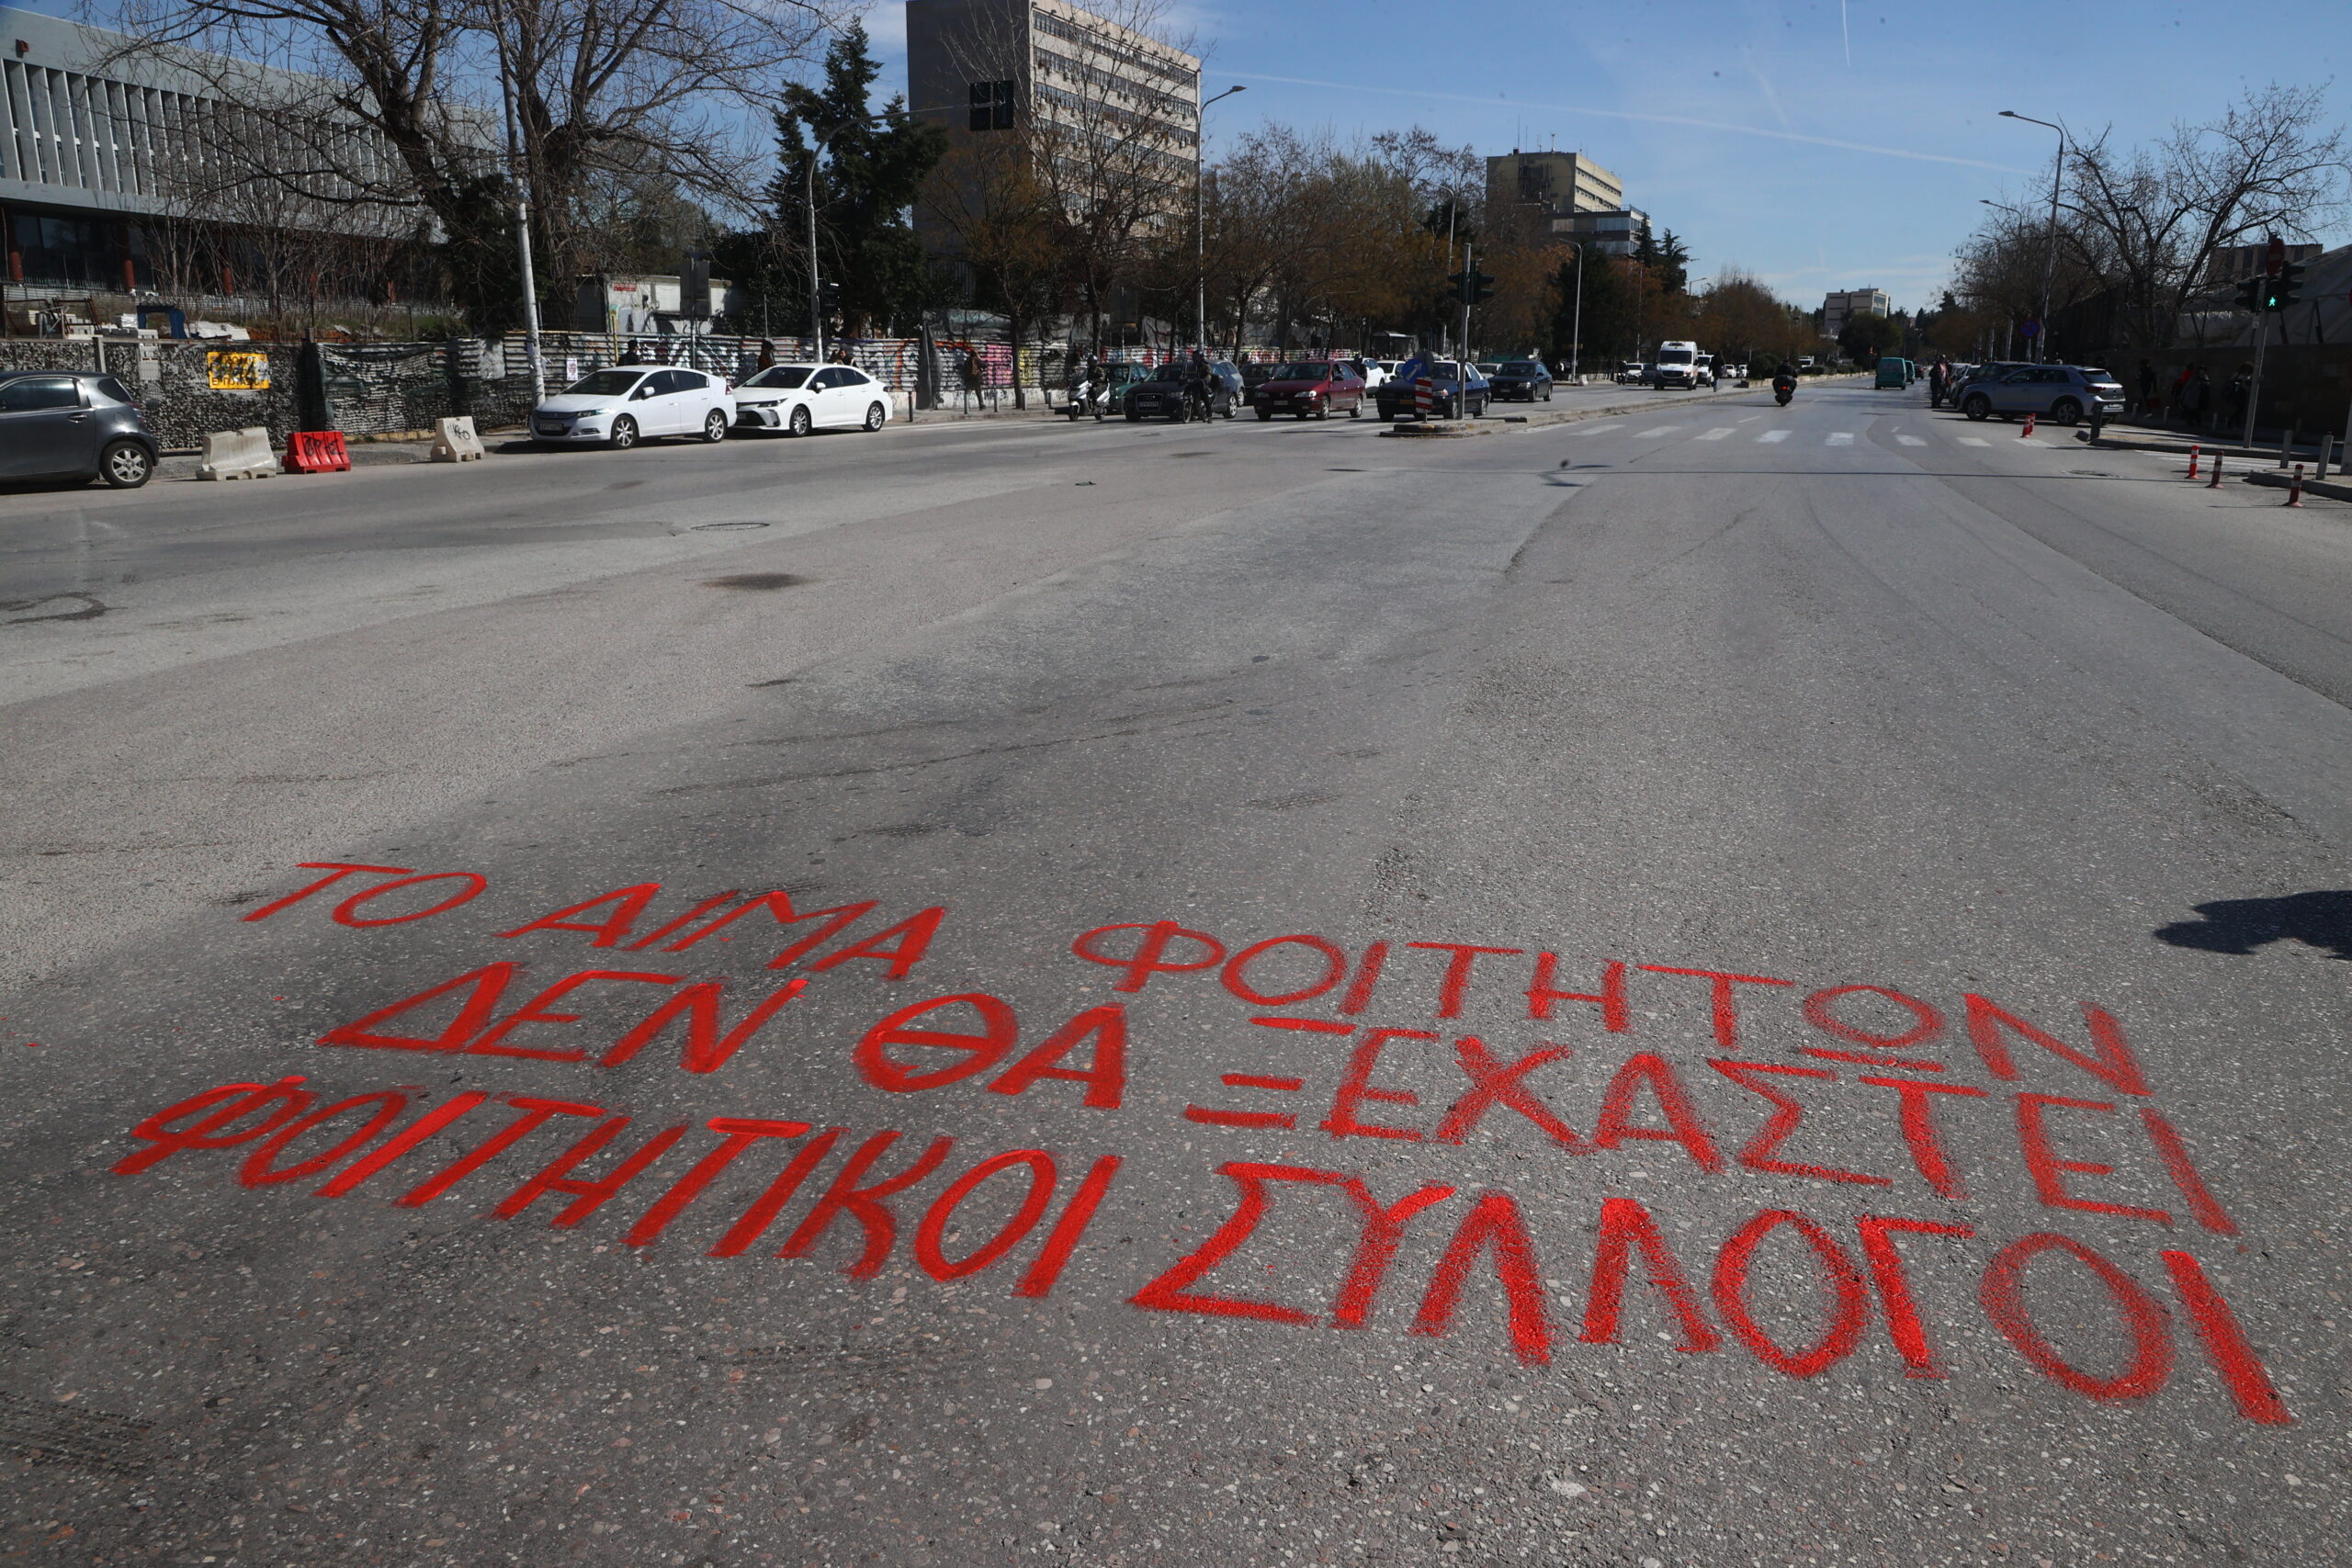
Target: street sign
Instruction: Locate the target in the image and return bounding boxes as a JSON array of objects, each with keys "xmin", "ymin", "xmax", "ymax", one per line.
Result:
[
  {"xmin": 2019, "ymin": 321, "xmax": 2040, "ymax": 338},
  {"xmin": 2265, "ymin": 233, "xmax": 2286, "ymax": 276}
]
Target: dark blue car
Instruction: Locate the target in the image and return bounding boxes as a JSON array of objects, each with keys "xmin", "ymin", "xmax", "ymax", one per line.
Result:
[{"xmin": 1373, "ymin": 356, "xmax": 1491, "ymax": 421}]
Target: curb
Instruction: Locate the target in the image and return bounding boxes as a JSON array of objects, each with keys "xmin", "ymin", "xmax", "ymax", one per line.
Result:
[
  {"xmin": 2083, "ymin": 433, "xmax": 2334, "ymax": 464},
  {"xmin": 2241, "ymin": 469, "xmax": 2352, "ymax": 504}
]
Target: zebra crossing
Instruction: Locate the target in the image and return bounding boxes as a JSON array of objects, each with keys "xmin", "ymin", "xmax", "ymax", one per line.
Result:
[{"xmin": 1569, "ymin": 421, "xmax": 2057, "ymax": 451}]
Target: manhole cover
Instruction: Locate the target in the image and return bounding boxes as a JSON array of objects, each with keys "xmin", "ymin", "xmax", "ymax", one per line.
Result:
[{"xmin": 694, "ymin": 520, "xmax": 770, "ymax": 531}]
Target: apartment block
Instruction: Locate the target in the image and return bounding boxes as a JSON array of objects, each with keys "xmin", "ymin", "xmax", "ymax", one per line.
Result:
[
  {"xmin": 1821, "ymin": 288, "xmax": 1891, "ymax": 338},
  {"xmin": 907, "ymin": 0, "xmax": 1202, "ymax": 250}
]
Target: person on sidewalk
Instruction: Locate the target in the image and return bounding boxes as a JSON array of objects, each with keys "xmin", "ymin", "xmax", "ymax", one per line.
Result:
[
  {"xmin": 2225, "ymin": 362, "xmax": 2252, "ymax": 434},
  {"xmin": 2179, "ymin": 364, "xmax": 2211, "ymax": 431},
  {"xmin": 958, "ymin": 349, "xmax": 983, "ymax": 412},
  {"xmin": 1928, "ymin": 356, "xmax": 1950, "ymax": 409},
  {"xmin": 2136, "ymin": 358, "xmax": 2157, "ymax": 419}
]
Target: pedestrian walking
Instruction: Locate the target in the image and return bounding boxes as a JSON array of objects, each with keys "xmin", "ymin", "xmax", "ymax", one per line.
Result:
[
  {"xmin": 2225, "ymin": 362, "xmax": 2252, "ymax": 434},
  {"xmin": 2136, "ymin": 358, "xmax": 2157, "ymax": 419},
  {"xmin": 1928, "ymin": 356, "xmax": 1950, "ymax": 409},
  {"xmin": 958, "ymin": 348, "xmax": 983, "ymax": 412},
  {"xmin": 2179, "ymin": 364, "xmax": 2211, "ymax": 431}
]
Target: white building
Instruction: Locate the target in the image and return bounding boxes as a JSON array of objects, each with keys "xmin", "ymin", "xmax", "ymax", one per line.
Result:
[{"xmin": 1821, "ymin": 288, "xmax": 1891, "ymax": 339}]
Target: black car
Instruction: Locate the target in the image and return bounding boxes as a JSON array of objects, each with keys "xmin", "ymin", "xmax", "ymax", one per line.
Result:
[
  {"xmin": 1487, "ymin": 358, "xmax": 1554, "ymax": 401},
  {"xmin": 1123, "ymin": 360, "xmax": 1242, "ymax": 421},
  {"xmin": 1373, "ymin": 359, "xmax": 1491, "ymax": 421},
  {"xmin": 0, "ymin": 369, "xmax": 159, "ymax": 487}
]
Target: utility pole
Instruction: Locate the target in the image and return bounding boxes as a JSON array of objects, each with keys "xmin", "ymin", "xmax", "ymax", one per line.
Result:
[
  {"xmin": 1458, "ymin": 242, "xmax": 1475, "ymax": 367},
  {"xmin": 2244, "ymin": 233, "xmax": 2286, "ymax": 447},
  {"xmin": 1567, "ymin": 243, "xmax": 1584, "ymax": 383},
  {"xmin": 806, "ymin": 141, "xmax": 823, "ymax": 363}
]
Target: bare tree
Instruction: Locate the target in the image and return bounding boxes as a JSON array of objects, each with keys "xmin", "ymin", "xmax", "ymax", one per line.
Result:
[{"xmin": 107, "ymin": 0, "xmax": 840, "ymax": 319}]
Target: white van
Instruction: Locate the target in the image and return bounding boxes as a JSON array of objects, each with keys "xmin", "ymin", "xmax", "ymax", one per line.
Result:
[{"xmin": 1651, "ymin": 342, "xmax": 1702, "ymax": 389}]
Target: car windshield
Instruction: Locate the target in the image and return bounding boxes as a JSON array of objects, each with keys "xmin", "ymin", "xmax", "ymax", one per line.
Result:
[
  {"xmin": 1498, "ymin": 361, "xmax": 1539, "ymax": 374},
  {"xmin": 741, "ymin": 367, "xmax": 814, "ymax": 389},
  {"xmin": 1657, "ymin": 349, "xmax": 1694, "ymax": 365},
  {"xmin": 1271, "ymin": 363, "xmax": 1330, "ymax": 380},
  {"xmin": 563, "ymin": 369, "xmax": 644, "ymax": 397},
  {"xmin": 1141, "ymin": 368, "xmax": 1186, "ymax": 385}
]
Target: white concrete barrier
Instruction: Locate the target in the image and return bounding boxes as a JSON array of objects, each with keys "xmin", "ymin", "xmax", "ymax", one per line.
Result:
[
  {"xmin": 197, "ymin": 426, "xmax": 280, "ymax": 480},
  {"xmin": 431, "ymin": 415, "xmax": 486, "ymax": 463}
]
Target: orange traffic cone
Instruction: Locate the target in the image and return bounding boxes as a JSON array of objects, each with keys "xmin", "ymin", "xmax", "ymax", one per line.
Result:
[
  {"xmin": 2284, "ymin": 464, "xmax": 2304, "ymax": 507},
  {"xmin": 2185, "ymin": 444, "xmax": 2200, "ymax": 479},
  {"xmin": 2021, "ymin": 412, "xmax": 2036, "ymax": 438}
]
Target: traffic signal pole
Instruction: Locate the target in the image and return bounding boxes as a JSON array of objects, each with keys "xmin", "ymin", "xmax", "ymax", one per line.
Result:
[{"xmin": 1459, "ymin": 243, "xmax": 1475, "ymax": 370}]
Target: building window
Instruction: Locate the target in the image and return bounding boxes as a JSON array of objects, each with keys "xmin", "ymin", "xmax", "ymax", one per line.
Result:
[{"xmin": 969, "ymin": 79, "xmax": 1015, "ymax": 131}]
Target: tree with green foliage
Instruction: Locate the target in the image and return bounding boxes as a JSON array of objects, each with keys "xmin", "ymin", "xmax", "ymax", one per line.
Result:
[
  {"xmin": 769, "ymin": 23, "xmax": 950, "ymax": 336},
  {"xmin": 1838, "ymin": 310, "xmax": 1902, "ymax": 365}
]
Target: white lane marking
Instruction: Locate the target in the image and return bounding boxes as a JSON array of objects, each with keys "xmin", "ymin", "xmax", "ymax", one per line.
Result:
[
  {"xmin": 1956, "ymin": 435, "xmax": 1989, "ymax": 446},
  {"xmin": 1757, "ymin": 429, "xmax": 1792, "ymax": 444},
  {"xmin": 1895, "ymin": 434, "xmax": 1927, "ymax": 446},
  {"xmin": 1577, "ymin": 422, "xmax": 1623, "ymax": 433},
  {"xmin": 1826, "ymin": 432, "xmax": 1856, "ymax": 446},
  {"xmin": 1638, "ymin": 425, "xmax": 1683, "ymax": 436},
  {"xmin": 1694, "ymin": 426, "xmax": 1735, "ymax": 440}
]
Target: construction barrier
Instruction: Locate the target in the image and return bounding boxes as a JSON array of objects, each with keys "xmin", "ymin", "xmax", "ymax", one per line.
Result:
[
  {"xmin": 285, "ymin": 431, "xmax": 351, "ymax": 474},
  {"xmin": 431, "ymin": 415, "xmax": 486, "ymax": 463},
  {"xmin": 2021, "ymin": 412, "xmax": 2036, "ymax": 438},
  {"xmin": 198, "ymin": 426, "xmax": 280, "ymax": 481},
  {"xmin": 1415, "ymin": 378, "xmax": 1433, "ymax": 420}
]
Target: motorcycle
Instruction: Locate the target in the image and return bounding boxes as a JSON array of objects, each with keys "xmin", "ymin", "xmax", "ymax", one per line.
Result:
[
  {"xmin": 1063, "ymin": 378, "xmax": 1106, "ymax": 421},
  {"xmin": 1773, "ymin": 379, "xmax": 1795, "ymax": 407}
]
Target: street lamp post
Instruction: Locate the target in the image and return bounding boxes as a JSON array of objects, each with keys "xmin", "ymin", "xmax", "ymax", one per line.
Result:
[
  {"xmin": 1195, "ymin": 85, "xmax": 1245, "ymax": 354},
  {"xmin": 2000, "ymin": 110, "xmax": 2066, "ymax": 364},
  {"xmin": 1566, "ymin": 242, "xmax": 1585, "ymax": 383},
  {"xmin": 487, "ymin": 0, "xmax": 545, "ymax": 403}
]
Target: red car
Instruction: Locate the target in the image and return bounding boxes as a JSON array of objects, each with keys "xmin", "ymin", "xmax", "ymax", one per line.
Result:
[{"xmin": 1250, "ymin": 360, "xmax": 1366, "ymax": 421}]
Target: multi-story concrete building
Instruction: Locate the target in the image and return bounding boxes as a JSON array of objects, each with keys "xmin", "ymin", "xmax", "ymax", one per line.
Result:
[
  {"xmin": 907, "ymin": 0, "xmax": 1202, "ymax": 251},
  {"xmin": 1821, "ymin": 288, "xmax": 1891, "ymax": 339},
  {"xmin": 0, "ymin": 6, "xmax": 408, "ymax": 298},
  {"xmin": 1483, "ymin": 148, "xmax": 1647, "ymax": 255}
]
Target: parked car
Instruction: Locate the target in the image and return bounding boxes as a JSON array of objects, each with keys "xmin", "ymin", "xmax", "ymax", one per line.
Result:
[
  {"xmin": 1252, "ymin": 360, "xmax": 1366, "ymax": 420},
  {"xmin": 1956, "ymin": 364, "xmax": 2125, "ymax": 425},
  {"xmin": 1373, "ymin": 357, "xmax": 1490, "ymax": 420},
  {"xmin": 731, "ymin": 362, "xmax": 891, "ymax": 436},
  {"xmin": 532, "ymin": 365, "xmax": 732, "ymax": 448},
  {"xmin": 0, "ymin": 369, "xmax": 157, "ymax": 487},
  {"xmin": 1487, "ymin": 358, "xmax": 1554, "ymax": 401},
  {"xmin": 1124, "ymin": 361, "xmax": 1242, "ymax": 421},
  {"xmin": 1615, "ymin": 360, "xmax": 1646, "ymax": 384}
]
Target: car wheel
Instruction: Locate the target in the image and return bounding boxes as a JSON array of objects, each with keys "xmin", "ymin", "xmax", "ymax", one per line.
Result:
[
  {"xmin": 701, "ymin": 409, "xmax": 729, "ymax": 443},
  {"xmin": 1221, "ymin": 400, "xmax": 1236, "ymax": 421},
  {"xmin": 863, "ymin": 401, "xmax": 886, "ymax": 432},
  {"xmin": 97, "ymin": 439, "xmax": 153, "ymax": 489},
  {"xmin": 1126, "ymin": 411, "xmax": 1141, "ymax": 423},
  {"xmin": 1962, "ymin": 394, "xmax": 1990, "ymax": 422},
  {"xmin": 1255, "ymin": 409, "xmax": 1272, "ymax": 422},
  {"xmin": 608, "ymin": 416, "xmax": 639, "ymax": 450},
  {"xmin": 1544, "ymin": 389, "xmax": 1553, "ymax": 401},
  {"xmin": 2051, "ymin": 397, "xmax": 2082, "ymax": 426},
  {"xmin": 787, "ymin": 405, "xmax": 812, "ymax": 437},
  {"xmin": 1348, "ymin": 402, "xmax": 1362, "ymax": 419}
]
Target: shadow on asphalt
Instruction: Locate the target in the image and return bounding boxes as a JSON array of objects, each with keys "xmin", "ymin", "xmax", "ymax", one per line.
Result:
[{"xmin": 2154, "ymin": 891, "xmax": 2352, "ymax": 961}]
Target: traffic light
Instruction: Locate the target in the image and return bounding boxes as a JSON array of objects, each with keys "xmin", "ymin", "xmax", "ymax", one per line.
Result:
[
  {"xmin": 818, "ymin": 278, "xmax": 842, "ymax": 316},
  {"xmin": 1449, "ymin": 269, "xmax": 1497, "ymax": 305},
  {"xmin": 2233, "ymin": 275, "xmax": 2264, "ymax": 312},
  {"xmin": 2275, "ymin": 260, "xmax": 2306, "ymax": 310}
]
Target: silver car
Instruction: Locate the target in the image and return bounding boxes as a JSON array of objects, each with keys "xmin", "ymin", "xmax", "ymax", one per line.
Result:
[{"xmin": 1956, "ymin": 365, "xmax": 2126, "ymax": 425}]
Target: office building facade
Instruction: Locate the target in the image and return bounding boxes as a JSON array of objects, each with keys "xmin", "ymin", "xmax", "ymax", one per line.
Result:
[
  {"xmin": 1821, "ymin": 288, "xmax": 1891, "ymax": 338},
  {"xmin": 1484, "ymin": 148, "xmax": 1647, "ymax": 255}
]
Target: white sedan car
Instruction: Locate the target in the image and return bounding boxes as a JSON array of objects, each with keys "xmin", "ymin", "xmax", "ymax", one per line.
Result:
[
  {"xmin": 733, "ymin": 362, "xmax": 894, "ymax": 435},
  {"xmin": 529, "ymin": 366, "xmax": 732, "ymax": 448}
]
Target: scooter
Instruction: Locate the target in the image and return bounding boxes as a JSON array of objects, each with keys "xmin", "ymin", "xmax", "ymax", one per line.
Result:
[
  {"xmin": 1063, "ymin": 379, "xmax": 1105, "ymax": 421},
  {"xmin": 1773, "ymin": 381, "xmax": 1795, "ymax": 407}
]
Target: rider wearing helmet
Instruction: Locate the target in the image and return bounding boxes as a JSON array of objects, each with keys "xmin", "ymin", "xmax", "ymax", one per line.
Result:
[{"xmin": 1184, "ymin": 347, "xmax": 1213, "ymax": 419}]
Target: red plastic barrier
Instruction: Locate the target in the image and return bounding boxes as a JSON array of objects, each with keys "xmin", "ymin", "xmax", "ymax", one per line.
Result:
[{"xmin": 286, "ymin": 430, "xmax": 351, "ymax": 474}]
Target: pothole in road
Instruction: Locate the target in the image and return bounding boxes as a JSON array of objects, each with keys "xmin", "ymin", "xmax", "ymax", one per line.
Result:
[
  {"xmin": 693, "ymin": 520, "xmax": 771, "ymax": 531},
  {"xmin": 703, "ymin": 573, "xmax": 809, "ymax": 591}
]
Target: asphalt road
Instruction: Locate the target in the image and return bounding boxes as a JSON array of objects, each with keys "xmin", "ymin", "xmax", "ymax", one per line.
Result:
[{"xmin": 3, "ymin": 383, "xmax": 2348, "ymax": 1566}]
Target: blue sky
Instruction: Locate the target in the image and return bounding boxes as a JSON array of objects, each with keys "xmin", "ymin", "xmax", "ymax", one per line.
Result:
[{"xmin": 869, "ymin": 0, "xmax": 2352, "ymax": 312}]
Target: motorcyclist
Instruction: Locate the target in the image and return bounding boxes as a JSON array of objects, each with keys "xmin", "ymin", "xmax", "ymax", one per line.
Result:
[
  {"xmin": 1184, "ymin": 347, "xmax": 1213, "ymax": 420},
  {"xmin": 1771, "ymin": 362, "xmax": 1798, "ymax": 401}
]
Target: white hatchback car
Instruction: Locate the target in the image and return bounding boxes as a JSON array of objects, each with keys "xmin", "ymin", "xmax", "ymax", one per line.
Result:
[
  {"xmin": 733, "ymin": 362, "xmax": 893, "ymax": 436},
  {"xmin": 530, "ymin": 366, "xmax": 732, "ymax": 448}
]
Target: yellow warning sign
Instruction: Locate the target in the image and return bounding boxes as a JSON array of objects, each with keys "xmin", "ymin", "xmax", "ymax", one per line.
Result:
[{"xmin": 207, "ymin": 351, "xmax": 270, "ymax": 390}]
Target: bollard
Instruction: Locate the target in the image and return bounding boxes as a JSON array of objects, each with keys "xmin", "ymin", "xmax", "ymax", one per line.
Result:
[
  {"xmin": 2208, "ymin": 456, "xmax": 2223, "ymax": 491},
  {"xmin": 2318, "ymin": 434, "xmax": 2334, "ymax": 480},
  {"xmin": 2186, "ymin": 444, "xmax": 2200, "ymax": 480},
  {"xmin": 2284, "ymin": 464, "xmax": 2304, "ymax": 507},
  {"xmin": 2020, "ymin": 412, "xmax": 2036, "ymax": 438}
]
